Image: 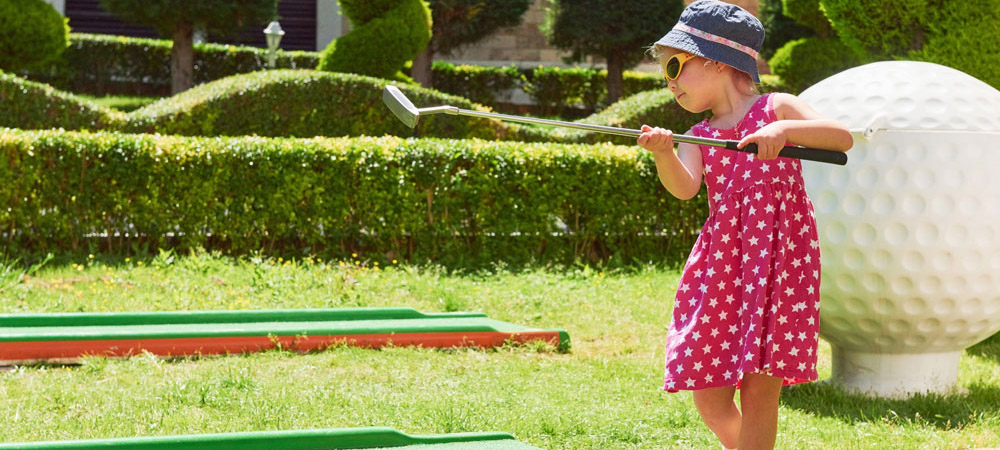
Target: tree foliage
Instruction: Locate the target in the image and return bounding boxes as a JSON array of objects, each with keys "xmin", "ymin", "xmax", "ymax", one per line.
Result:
[
  {"xmin": 99, "ymin": 0, "xmax": 276, "ymax": 93},
  {"xmin": 428, "ymin": 0, "xmax": 531, "ymax": 55}
]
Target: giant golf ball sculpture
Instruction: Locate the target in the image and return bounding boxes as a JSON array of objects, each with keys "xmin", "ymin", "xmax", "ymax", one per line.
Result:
[{"xmin": 798, "ymin": 61, "xmax": 1000, "ymax": 398}]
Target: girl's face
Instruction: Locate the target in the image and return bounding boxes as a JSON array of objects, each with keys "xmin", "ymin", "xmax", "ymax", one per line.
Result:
[{"xmin": 662, "ymin": 49, "xmax": 721, "ymax": 113}]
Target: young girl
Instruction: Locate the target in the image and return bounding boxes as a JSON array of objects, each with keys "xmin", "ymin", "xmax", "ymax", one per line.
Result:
[{"xmin": 637, "ymin": 2, "xmax": 853, "ymax": 449}]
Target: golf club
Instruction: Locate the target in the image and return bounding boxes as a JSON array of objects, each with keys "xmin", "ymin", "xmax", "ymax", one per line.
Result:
[{"xmin": 383, "ymin": 85, "xmax": 847, "ymax": 166}]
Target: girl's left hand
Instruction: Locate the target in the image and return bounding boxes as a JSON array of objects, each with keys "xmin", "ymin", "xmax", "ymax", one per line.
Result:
[{"xmin": 738, "ymin": 122, "xmax": 787, "ymax": 160}]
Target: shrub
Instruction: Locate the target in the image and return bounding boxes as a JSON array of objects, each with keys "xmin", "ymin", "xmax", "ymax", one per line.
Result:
[
  {"xmin": 0, "ymin": 0, "xmax": 69, "ymax": 72},
  {"xmin": 0, "ymin": 72, "xmax": 125, "ymax": 131},
  {"xmin": 123, "ymin": 69, "xmax": 502, "ymax": 139},
  {"xmin": 768, "ymin": 37, "xmax": 860, "ymax": 93},
  {"xmin": 0, "ymin": 129, "xmax": 708, "ymax": 267},
  {"xmin": 525, "ymin": 66, "xmax": 666, "ymax": 116},
  {"xmin": 33, "ymin": 33, "xmax": 320, "ymax": 96},
  {"xmin": 782, "ymin": 0, "xmax": 834, "ymax": 37},
  {"xmin": 758, "ymin": 0, "xmax": 814, "ymax": 60},
  {"xmin": 430, "ymin": 62, "xmax": 524, "ymax": 107},
  {"xmin": 317, "ymin": 0, "xmax": 432, "ymax": 81},
  {"xmin": 822, "ymin": 0, "xmax": 1000, "ymax": 89}
]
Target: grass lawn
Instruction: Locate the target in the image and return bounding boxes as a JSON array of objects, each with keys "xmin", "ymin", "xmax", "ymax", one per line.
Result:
[
  {"xmin": 76, "ymin": 95, "xmax": 161, "ymax": 112},
  {"xmin": 1, "ymin": 251, "xmax": 998, "ymax": 449}
]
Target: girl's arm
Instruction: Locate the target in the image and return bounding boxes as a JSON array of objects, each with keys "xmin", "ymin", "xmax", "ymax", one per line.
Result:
[
  {"xmin": 638, "ymin": 125, "xmax": 703, "ymax": 200},
  {"xmin": 738, "ymin": 93, "xmax": 854, "ymax": 159}
]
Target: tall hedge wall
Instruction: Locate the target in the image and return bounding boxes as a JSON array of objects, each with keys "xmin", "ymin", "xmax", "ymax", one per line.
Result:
[{"xmin": 0, "ymin": 129, "xmax": 708, "ymax": 267}]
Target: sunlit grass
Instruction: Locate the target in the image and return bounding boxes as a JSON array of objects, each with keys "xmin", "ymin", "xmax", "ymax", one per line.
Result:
[{"xmin": 1, "ymin": 250, "xmax": 998, "ymax": 449}]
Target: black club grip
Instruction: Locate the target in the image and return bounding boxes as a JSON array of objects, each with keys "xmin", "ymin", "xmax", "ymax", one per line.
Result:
[{"xmin": 731, "ymin": 142, "xmax": 848, "ymax": 166}]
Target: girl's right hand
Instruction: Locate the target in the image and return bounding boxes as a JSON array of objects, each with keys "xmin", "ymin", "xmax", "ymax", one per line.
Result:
[{"xmin": 638, "ymin": 125, "xmax": 674, "ymax": 155}]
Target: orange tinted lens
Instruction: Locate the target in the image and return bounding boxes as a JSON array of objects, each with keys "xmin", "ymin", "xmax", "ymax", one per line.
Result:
[{"xmin": 665, "ymin": 54, "xmax": 686, "ymax": 81}]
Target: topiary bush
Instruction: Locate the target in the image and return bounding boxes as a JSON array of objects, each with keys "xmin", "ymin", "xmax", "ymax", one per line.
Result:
[
  {"xmin": 123, "ymin": 69, "xmax": 502, "ymax": 139},
  {"xmin": 0, "ymin": 128, "xmax": 707, "ymax": 267},
  {"xmin": 0, "ymin": 72, "xmax": 125, "ymax": 131},
  {"xmin": 782, "ymin": 0, "xmax": 833, "ymax": 37},
  {"xmin": 0, "ymin": 0, "xmax": 70, "ymax": 72},
  {"xmin": 768, "ymin": 36, "xmax": 860, "ymax": 93},
  {"xmin": 759, "ymin": 0, "xmax": 815, "ymax": 60},
  {"xmin": 317, "ymin": 0, "xmax": 432, "ymax": 81}
]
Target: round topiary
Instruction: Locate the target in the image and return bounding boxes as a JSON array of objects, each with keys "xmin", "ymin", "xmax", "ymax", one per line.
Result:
[
  {"xmin": 0, "ymin": 0, "xmax": 70, "ymax": 72},
  {"xmin": 768, "ymin": 36, "xmax": 860, "ymax": 93},
  {"xmin": 316, "ymin": 0, "xmax": 432, "ymax": 81}
]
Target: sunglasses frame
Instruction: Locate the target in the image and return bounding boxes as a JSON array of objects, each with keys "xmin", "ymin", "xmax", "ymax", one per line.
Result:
[{"xmin": 664, "ymin": 52, "xmax": 698, "ymax": 81}]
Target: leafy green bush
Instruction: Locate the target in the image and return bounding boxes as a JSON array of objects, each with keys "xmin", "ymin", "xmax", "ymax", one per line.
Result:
[
  {"xmin": 758, "ymin": 0, "xmax": 814, "ymax": 60},
  {"xmin": 33, "ymin": 33, "xmax": 320, "ymax": 96},
  {"xmin": 782, "ymin": 0, "xmax": 833, "ymax": 37},
  {"xmin": 0, "ymin": 72, "xmax": 125, "ymax": 130},
  {"xmin": 0, "ymin": 129, "xmax": 707, "ymax": 266},
  {"xmin": 768, "ymin": 36, "xmax": 860, "ymax": 93},
  {"xmin": 123, "ymin": 69, "xmax": 502, "ymax": 139},
  {"xmin": 524, "ymin": 66, "xmax": 666, "ymax": 116},
  {"xmin": 822, "ymin": 0, "xmax": 1000, "ymax": 89},
  {"xmin": 317, "ymin": 0, "xmax": 432, "ymax": 81},
  {"xmin": 0, "ymin": 0, "xmax": 69, "ymax": 72},
  {"xmin": 430, "ymin": 62, "xmax": 524, "ymax": 107}
]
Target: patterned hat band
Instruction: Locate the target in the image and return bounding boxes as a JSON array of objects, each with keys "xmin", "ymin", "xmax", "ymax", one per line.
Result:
[{"xmin": 672, "ymin": 23, "xmax": 759, "ymax": 60}]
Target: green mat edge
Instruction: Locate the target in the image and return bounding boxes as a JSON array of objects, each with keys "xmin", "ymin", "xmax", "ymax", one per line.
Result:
[
  {"xmin": 0, "ymin": 427, "xmax": 520, "ymax": 450},
  {"xmin": 0, "ymin": 308, "xmax": 487, "ymax": 328}
]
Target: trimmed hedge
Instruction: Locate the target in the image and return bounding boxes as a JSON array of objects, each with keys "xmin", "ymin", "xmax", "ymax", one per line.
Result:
[
  {"xmin": 31, "ymin": 34, "xmax": 669, "ymax": 112},
  {"xmin": 525, "ymin": 66, "xmax": 666, "ymax": 116},
  {"xmin": 430, "ymin": 62, "xmax": 524, "ymax": 107},
  {"xmin": 0, "ymin": 72, "xmax": 125, "ymax": 131},
  {"xmin": 0, "ymin": 129, "xmax": 708, "ymax": 267},
  {"xmin": 123, "ymin": 69, "xmax": 502, "ymax": 139},
  {"xmin": 33, "ymin": 33, "xmax": 319, "ymax": 96}
]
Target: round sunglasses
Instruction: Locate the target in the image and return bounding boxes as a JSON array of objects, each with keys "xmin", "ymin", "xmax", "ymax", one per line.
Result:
[{"xmin": 664, "ymin": 52, "xmax": 697, "ymax": 81}]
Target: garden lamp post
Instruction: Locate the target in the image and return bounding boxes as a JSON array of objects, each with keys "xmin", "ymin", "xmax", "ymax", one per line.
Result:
[{"xmin": 263, "ymin": 20, "xmax": 284, "ymax": 69}]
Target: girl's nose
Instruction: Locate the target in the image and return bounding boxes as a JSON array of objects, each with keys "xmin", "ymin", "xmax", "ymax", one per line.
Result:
[{"xmin": 668, "ymin": 80, "xmax": 677, "ymax": 92}]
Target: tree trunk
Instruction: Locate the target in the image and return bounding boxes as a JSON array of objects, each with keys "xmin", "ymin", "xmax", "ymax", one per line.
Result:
[
  {"xmin": 170, "ymin": 21, "xmax": 195, "ymax": 94},
  {"xmin": 605, "ymin": 50, "xmax": 625, "ymax": 104},
  {"xmin": 412, "ymin": 46, "xmax": 434, "ymax": 88}
]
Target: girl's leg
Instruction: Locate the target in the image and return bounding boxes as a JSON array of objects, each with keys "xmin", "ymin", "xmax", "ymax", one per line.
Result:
[
  {"xmin": 737, "ymin": 372, "xmax": 783, "ymax": 450},
  {"xmin": 692, "ymin": 385, "xmax": 741, "ymax": 449}
]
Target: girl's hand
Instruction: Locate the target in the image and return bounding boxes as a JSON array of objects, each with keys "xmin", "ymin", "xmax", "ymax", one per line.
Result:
[
  {"xmin": 738, "ymin": 122, "xmax": 787, "ymax": 160},
  {"xmin": 638, "ymin": 125, "xmax": 674, "ymax": 155}
]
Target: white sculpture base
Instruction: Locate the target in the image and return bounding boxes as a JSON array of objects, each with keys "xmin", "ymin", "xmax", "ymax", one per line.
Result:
[{"xmin": 831, "ymin": 348, "xmax": 961, "ymax": 399}]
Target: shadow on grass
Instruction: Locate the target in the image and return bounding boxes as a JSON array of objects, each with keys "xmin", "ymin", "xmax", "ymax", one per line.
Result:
[
  {"xmin": 966, "ymin": 329, "xmax": 1000, "ymax": 364},
  {"xmin": 780, "ymin": 376, "xmax": 1000, "ymax": 430}
]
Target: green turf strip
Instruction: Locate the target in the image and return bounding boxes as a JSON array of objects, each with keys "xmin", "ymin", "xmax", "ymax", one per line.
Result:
[
  {"xmin": 0, "ymin": 308, "xmax": 486, "ymax": 327},
  {"xmin": 0, "ymin": 428, "xmax": 542, "ymax": 449}
]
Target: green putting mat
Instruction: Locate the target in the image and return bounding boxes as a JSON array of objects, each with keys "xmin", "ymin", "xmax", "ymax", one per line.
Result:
[
  {"xmin": 0, "ymin": 308, "xmax": 570, "ymax": 362},
  {"xmin": 0, "ymin": 427, "xmax": 544, "ymax": 449}
]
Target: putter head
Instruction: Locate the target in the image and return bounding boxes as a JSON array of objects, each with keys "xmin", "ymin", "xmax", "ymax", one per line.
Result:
[{"xmin": 383, "ymin": 85, "xmax": 420, "ymax": 129}]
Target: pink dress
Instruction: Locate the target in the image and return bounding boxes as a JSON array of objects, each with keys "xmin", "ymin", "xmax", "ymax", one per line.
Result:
[{"xmin": 663, "ymin": 94, "xmax": 821, "ymax": 392}]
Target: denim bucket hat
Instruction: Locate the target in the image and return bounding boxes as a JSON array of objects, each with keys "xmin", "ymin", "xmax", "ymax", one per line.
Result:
[{"xmin": 655, "ymin": 0, "xmax": 764, "ymax": 83}]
